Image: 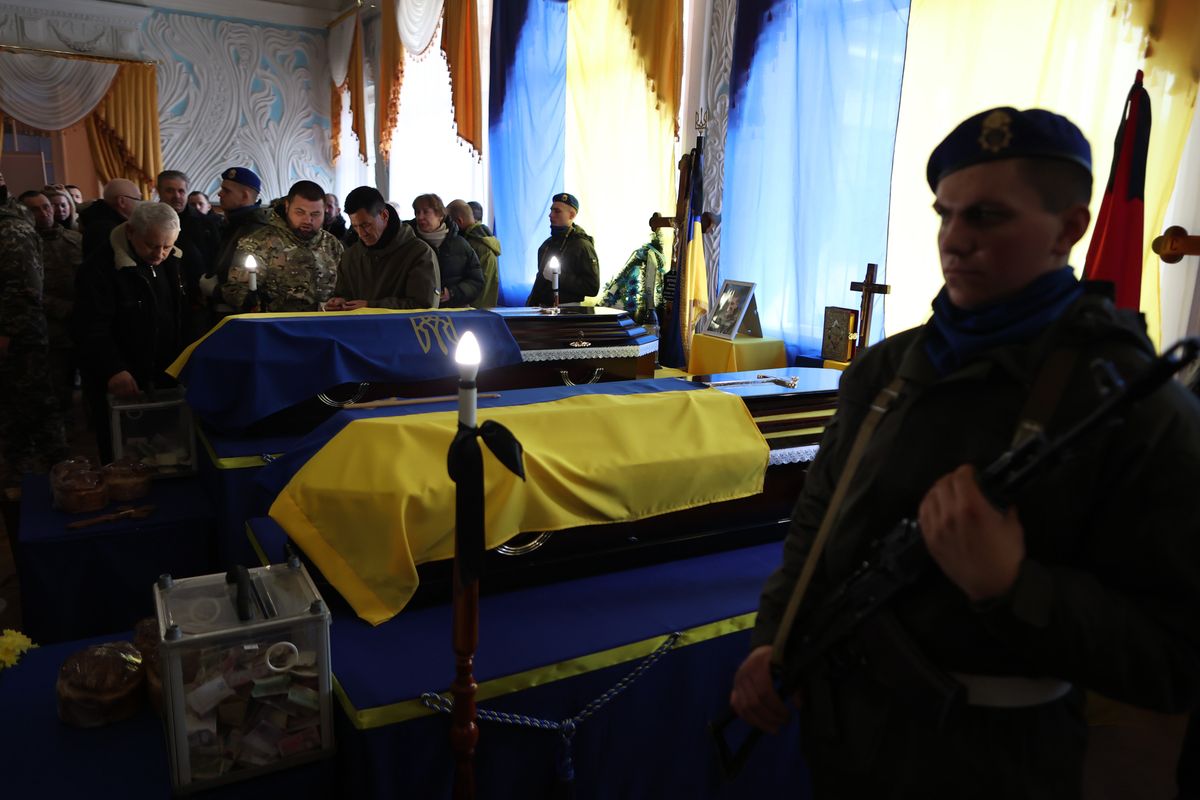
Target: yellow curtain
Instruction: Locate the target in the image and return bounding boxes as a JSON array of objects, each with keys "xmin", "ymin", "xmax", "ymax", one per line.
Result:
[
  {"xmin": 615, "ymin": 0, "xmax": 684, "ymax": 138},
  {"xmin": 332, "ymin": 14, "xmax": 368, "ymax": 164},
  {"xmin": 884, "ymin": 0, "xmax": 1198, "ymax": 346},
  {"xmin": 565, "ymin": 0, "xmax": 677, "ymax": 297},
  {"xmin": 441, "ymin": 0, "xmax": 483, "ymax": 156},
  {"xmin": 85, "ymin": 63, "xmax": 161, "ymax": 197},
  {"xmin": 376, "ymin": 0, "xmax": 406, "ymax": 162}
]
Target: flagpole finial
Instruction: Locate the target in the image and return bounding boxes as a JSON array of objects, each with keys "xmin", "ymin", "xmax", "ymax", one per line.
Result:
[
  {"xmin": 1135, "ymin": 68, "xmax": 1143, "ymax": 84},
  {"xmin": 695, "ymin": 109, "xmax": 710, "ymax": 132}
]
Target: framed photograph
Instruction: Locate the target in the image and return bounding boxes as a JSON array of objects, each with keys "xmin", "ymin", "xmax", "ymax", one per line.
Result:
[{"xmin": 706, "ymin": 280, "xmax": 756, "ymax": 339}]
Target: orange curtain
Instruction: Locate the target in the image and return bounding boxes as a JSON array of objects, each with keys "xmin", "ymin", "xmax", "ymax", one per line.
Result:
[
  {"xmin": 376, "ymin": 0, "xmax": 406, "ymax": 162},
  {"xmin": 615, "ymin": 0, "xmax": 684, "ymax": 138},
  {"xmin": 441, "ymin": 0, "xmax": 482, "ymax": 157},
  {"xmin": 85, "ymin": 63, "xmax": 162, "ymax": 197},
  {"xmin": 332, "ymin": 14, "xmax": 368, "ymax": 164}
]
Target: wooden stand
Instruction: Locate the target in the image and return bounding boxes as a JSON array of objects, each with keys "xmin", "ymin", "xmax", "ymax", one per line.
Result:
[{"xmin": 451, "ymin": 561, "xmax": 479, "ymax": 800}]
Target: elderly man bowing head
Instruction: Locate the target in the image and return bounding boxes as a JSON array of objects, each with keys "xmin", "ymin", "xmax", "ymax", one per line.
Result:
[{"xmin": 74, "ymin": 202, "xmax": 192, "ymax": 462}]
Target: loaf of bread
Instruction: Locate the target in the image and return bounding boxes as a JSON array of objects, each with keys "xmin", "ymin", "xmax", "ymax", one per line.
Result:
[
  {"xmin": 56, "ymin": 642, "xmax": 146, "ymax": 727},
  {"xmin": 104, "ymin": 460, "xmax": 153, "ymax": 502},
  {"xmin": 51, "ymin": 457, "xmax": 108, "ymax": 514}
]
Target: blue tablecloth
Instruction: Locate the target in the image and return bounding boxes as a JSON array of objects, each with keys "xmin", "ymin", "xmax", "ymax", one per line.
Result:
[
  {"xmin": 15, "ymin": 474, "xmax": 218, "ymax": 643},
  {"xmin": 0, "ymin": 634, "xmax": 334, "ymax": 798}
]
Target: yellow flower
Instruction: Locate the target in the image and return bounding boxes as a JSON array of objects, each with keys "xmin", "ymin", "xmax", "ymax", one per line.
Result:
[{"xmin": 0, "ymin": 629, "xmax": 36, "ymax": 669}]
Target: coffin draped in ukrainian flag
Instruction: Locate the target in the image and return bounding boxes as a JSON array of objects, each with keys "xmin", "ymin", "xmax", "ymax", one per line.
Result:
[
  {"xmin": 256, "ymin": 380, "xmax": 770, "ymax": 624},
  {"xmin": 167, "ymin": 308, "xmax": 523, "ymax": 433}
]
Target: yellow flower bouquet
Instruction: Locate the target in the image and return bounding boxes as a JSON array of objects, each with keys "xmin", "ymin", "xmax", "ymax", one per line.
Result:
[{"xmin": 0, "ymin": 629, "xmax": 36, "ymax": 669}]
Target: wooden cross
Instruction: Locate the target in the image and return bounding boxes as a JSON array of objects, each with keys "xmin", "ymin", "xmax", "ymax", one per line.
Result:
[{"xmin": 850, "ymin": 263, "xmax": 891, "ymax": 355}]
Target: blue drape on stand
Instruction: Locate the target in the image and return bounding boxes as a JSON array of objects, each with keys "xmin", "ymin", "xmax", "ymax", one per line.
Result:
[
  {"xmin": 489, "ymin": 0, "xmax": 568, "ymax": 306},
  {"xmin": 720, "ymin": 0, "xmax": 910, "ymax": 360}
]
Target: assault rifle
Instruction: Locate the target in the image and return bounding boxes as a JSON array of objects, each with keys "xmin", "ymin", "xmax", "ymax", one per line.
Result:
[{"xmin": 711, "ymin": 337, "xmax": 1200, "ymax": 778}]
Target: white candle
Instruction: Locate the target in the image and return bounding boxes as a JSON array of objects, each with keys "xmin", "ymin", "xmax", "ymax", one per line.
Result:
[
  {"xmin": 548, "ymin": 256, "xmax": 560, "ymax": 292},
  {"xmin": 455, "ymin": 331, "xmax": 482, "ymax": 429},
  {"xmin": 245, "ymin": 254, "xmax": 258, "ymax": 292}
]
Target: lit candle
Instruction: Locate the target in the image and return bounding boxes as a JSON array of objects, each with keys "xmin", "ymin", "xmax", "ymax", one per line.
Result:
[
  {"xmin": 548, "ymin": 256, "xmax": 560, "ymax": 308},
  {"xmin": 455, "ymin": 331, "xmax": 482, "ymax": 429},
  {"xmin": 245, "ymin": 254, "xmax": 258, "ymax": 292}
]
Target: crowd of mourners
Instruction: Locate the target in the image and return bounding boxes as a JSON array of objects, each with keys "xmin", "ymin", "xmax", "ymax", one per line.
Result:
[{"xmin": 0, "ymin": 165, "xmax": 598, "ymax": 487}]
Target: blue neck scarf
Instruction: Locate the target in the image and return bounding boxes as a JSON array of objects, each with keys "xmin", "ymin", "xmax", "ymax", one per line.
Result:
[{"xmin": 924, "ymin": 266, "xmax": 1082, "ymax": 377}]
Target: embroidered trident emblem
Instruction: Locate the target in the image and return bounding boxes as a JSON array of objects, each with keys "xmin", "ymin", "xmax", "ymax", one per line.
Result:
[{"xmin": 411, "ymin": 315, "xmax": 460, "ymax": 355}]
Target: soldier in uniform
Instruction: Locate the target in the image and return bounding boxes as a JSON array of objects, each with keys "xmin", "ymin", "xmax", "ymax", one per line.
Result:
[
  {"xmin": 222, "ymin": 180, "xmax": 342, "ymax": 312},
  {"xmin": 20, "ymin": 191, "xmax": 82, "ymax": 421},
  {"xmin": 0, "ymin": 195, "xmax": 68, "ymax": 486},
  {"xmin": 731, "ymin": 108, "xmax": 1200, "ymax": 798},
  {"xmin": 526, "ymin": 192, "xmax": 599, "ymax": 306}
]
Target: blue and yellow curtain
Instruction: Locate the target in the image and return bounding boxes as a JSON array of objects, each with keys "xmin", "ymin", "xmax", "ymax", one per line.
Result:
[
  {"xmin": 722, "ymin": 0, "xmax": 1197, "ymax": 354},
  {"xmin": 489, "ymin": 0, "xmax": 680, "ymax": 306}
]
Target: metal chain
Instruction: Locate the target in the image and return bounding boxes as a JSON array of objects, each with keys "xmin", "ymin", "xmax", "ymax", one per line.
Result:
[{"xmin": 419, "ymin": 631, "xmax": 682, "ymax": 781}]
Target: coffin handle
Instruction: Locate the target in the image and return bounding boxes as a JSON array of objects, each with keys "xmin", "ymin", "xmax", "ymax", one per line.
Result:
[{"xmin": 559, "ymin": 368, "xmax": 605, "ymax": 386}]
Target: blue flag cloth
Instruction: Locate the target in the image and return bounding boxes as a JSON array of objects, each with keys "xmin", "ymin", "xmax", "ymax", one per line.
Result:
[{"xmin": 171, "ymin": 310, "xmax": 524, "ymax": 432}]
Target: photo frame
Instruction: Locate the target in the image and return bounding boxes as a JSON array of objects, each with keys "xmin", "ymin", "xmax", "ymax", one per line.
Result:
[{"xmin": 706, "ymin": 280, "xmax": 759, "ymax": 340}]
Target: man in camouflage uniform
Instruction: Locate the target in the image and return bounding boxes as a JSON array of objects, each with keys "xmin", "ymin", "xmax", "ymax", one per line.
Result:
[
  {"xmin": 20, "ymin": 191, "xmax": 83, "ymax": 420},
  {"xmin": 223, "ymin": 180, "xmax": 342, "ymax": 312},
  {"xmin": 0, "ymin": 196, "xmax": 68, "ymax": 486}
]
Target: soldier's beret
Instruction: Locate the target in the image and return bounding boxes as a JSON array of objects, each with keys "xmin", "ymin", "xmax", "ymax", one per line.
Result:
[
  {"xmin": 222, "ymin": 166, "xmax": 262, "ymax": 194},
  {"xmin": 553, "ymin": 192, "xmax": 579, "ymax": 211},
  {"xmin": 926, "ymin": 107, "xmax": 1091, "ymax": 191}
]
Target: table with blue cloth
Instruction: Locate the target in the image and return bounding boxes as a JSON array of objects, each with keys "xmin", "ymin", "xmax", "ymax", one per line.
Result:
[
  {"xmin": 0, "ymin": 633, "xmax": 334, "ymax": 799},
  {"xmin": 248, "ymin": 517, "xmax": 811, "ymax": 799},
  {"xmin": 14, "ymin": 474, "xmax": 218, "ymax": 643}
]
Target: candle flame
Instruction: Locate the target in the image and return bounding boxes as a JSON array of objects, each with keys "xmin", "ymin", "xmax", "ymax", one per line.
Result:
[
  {"xmin": 245, "ymin": 254, "xmax": 258, "ymax": 272},
  {"xmin": 455, "ymin": 331, "xmax": 482, "ymax": 367},
  {"xmin": 548, "ymin": 256, "xmax": 561, "ymax": 274}
]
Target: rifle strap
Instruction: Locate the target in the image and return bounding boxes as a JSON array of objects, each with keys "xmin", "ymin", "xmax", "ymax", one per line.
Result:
[
  {"xmin": 1011, "ymin": 348, "xmax": 1078, "ymax": 448},
  {"xmin": 770, "ymin": 376, "xmax": 907, "ymax": 669}
]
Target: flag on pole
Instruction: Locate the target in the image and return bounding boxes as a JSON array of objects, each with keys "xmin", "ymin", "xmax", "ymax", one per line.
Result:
[
  {"xmin": 1083, "ymin": 70, "xmax": 1152, "ymax": 310},
  {"xmin": 681, "ymin": 138, "xmax": 710, "ymax": 359}
]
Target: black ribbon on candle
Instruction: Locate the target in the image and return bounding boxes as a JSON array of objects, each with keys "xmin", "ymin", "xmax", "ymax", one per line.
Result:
[{"xmin": 447, "ymin": 420, "xmax": 526, "ymax": 588}]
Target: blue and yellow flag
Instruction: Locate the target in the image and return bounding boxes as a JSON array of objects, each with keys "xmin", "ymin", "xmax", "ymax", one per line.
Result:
[
  {"xmin": 260, "ymin": 380, "xmax": 769, "ymax": 624},
  {"xmin": 167, "ymin": 308, "xmax": 522, "ymax": 433}
]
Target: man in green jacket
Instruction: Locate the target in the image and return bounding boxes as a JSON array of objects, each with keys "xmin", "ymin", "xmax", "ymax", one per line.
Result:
[
  {"xmin": 526, "ymin": 192, "xmax": 599, "ymax": 306},
  {"xmin": 328, "ymin": 186, "xmax": 439, "ymax": 311},
  {"xmin": 731, "ymin": 107, "xmax": 1200, "ymax": 798},
  {"xmin": 447, "ymin": 198, "xmax": 500, "ymax": 307}
]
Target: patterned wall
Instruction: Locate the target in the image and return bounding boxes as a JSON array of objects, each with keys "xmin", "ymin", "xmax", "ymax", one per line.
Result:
[{"xmin": 141, "ymin": 11, "xmax": 334, "ymax": 200}]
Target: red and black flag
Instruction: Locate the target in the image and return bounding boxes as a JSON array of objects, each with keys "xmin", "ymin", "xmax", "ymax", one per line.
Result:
[{"xmin": 1083, "ymin": 70, "xmax": 1152, "ymax": 309}]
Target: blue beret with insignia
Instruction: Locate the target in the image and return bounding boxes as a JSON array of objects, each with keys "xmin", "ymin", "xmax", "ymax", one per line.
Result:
[
  {"xmin": 926, "ymin": 107, "xmax": 1091, "ymax": 191},
  {"xmin": 222, "ymin": 166, "xmax": 262, "ymax": 194},
  {"xmin": 553, "ymin": 192, "xmax": 579, "ymax": 211}
]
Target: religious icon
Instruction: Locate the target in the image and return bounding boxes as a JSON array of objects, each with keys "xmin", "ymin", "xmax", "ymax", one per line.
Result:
[{"xmin": 706, "ymin": 280, "xmax": 756, "ymax": 339}]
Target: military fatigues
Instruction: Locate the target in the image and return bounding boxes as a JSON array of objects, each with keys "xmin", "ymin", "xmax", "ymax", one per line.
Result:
[
  {"xmin": 38, "ymin": 225, "xmax": 83, "ymax": 418},
  {"xmin": 0, "ymin": 201, "xmax": 67, "ymax": 483},
  {"xmin": 753, "ymin": 289, "xmax": 1200, "ymax": 798},
  {"xmin": 527, "ymin": 224, "xmax": 599, "ymax": 306},
  {"xmin": 224, "ymin": 212, "xmax": 342, "ymax": 312}
]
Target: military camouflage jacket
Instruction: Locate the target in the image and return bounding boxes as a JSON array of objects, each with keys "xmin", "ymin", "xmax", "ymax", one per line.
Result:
[
  {"xmin": 0, "ymin": 199, "xmax": 47, "ymax": 343},
  {"xmin": 38, "ymin": 225, "xmax": 83, "ymax": 349},
  {"xmin": 224, "ymin": 212, "xmax": 343, "ymax": 312}
]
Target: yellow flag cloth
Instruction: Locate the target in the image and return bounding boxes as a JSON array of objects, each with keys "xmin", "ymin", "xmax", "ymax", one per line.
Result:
[{"xmin": 270, "ymin": 387, "xmax": 769, "ymax": 624}]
